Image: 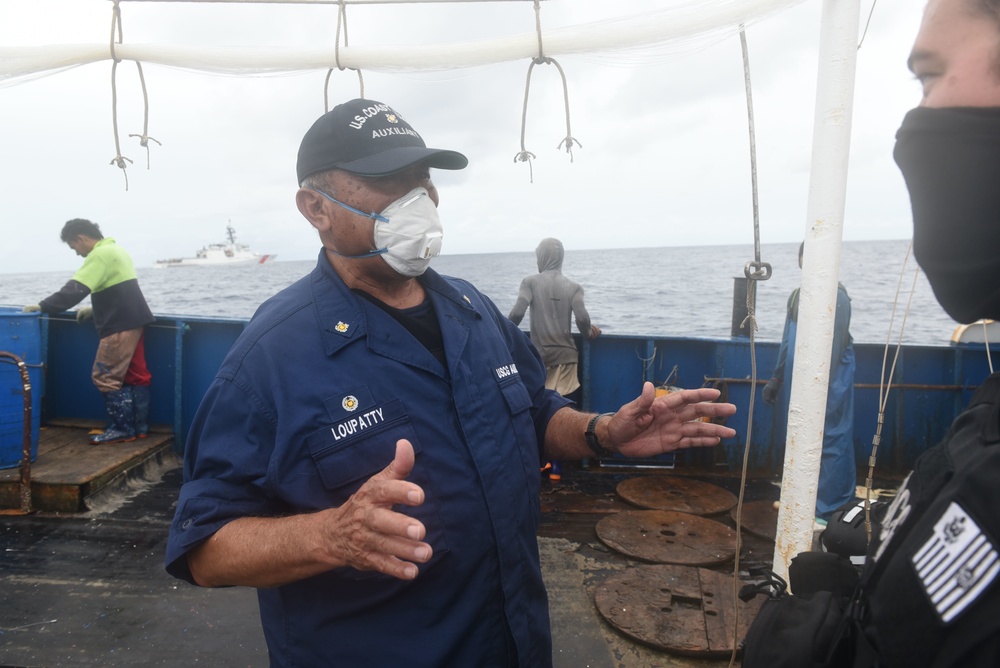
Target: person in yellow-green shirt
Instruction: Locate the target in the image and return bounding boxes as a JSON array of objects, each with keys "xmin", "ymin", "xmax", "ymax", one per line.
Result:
[{"xmin": 24, "ymin": 219, "xmax": 154, "ymax": 445}]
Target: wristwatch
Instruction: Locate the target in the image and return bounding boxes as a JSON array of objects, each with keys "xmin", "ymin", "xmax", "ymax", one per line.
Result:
[{"xmin": 585, "ymin": 412, "xmax": 616, "ymax": 458}]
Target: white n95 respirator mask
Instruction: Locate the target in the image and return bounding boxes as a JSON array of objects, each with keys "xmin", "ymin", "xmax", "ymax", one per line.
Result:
[
  {"xmin": 313, "ymin": 186, "xmax": 443, "ymax": 277},
  {"xmin": 373, "ymin": 187, "xmax": 443, "ymax": 277}
]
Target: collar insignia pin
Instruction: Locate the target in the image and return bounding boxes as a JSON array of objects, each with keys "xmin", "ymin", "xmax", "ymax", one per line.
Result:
[{"xmin": 335, "ymin": 321, "xmax": 350, "ymax": 333}]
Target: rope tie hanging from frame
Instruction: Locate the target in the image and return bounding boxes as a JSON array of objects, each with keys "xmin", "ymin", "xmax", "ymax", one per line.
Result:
[
  {"xmin": 513, "ymin": 0, "xmax": 581, "ymax": 183},
  {"xmin": 324, "ymin": 0, "xmax": 365, "ymax": 113},
  {"xmin": 108, "ymin": 0, "xmax": 160, "ymax": 190},
  {"xmin": 728, "ymin": 27, "xmax": 770, "ymax": 668}
]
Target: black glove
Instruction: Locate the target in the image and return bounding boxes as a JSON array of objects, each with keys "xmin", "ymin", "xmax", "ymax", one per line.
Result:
[{"xmin": 762, "ymin": 377, "xmax": 781, "ymax": 405}]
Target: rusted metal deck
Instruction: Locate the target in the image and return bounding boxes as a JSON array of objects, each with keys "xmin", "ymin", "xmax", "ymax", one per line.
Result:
[
  {"xmin": 538, "ymin": 465, "xmax": 779, "ymax": 667},
  {"xmin": 0, "ymin": 431, "xmax": 781, "ymax": 667}
]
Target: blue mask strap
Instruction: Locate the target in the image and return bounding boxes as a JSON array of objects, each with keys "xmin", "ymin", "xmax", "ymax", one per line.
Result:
[
  {"xmin": 311, "ymin": 188, "xmax": 390, "ymax": 223},
  {"xmin": 311, "ymin": 188, "xmax": 388, "ymax": 259}
]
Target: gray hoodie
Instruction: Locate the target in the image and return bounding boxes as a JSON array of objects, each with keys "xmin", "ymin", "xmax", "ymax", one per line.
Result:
[{"xmin": 508, "ymin": 238, "xmax": 592, "ymax": 367}]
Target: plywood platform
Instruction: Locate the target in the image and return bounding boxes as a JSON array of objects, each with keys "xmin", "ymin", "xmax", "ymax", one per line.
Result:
[{"xmin": 0, "ymin": 422, "xmax": 175, "ymax": 513}]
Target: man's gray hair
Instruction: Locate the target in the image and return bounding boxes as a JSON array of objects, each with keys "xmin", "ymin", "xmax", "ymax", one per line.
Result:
[{"xmin": 300, "ymin": 172, "xmax": 334, "ymax": 193}]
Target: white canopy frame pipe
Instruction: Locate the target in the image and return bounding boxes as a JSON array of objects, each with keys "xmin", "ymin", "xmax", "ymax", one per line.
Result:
[
  {"xmin": 0, "ymin": 0, "xmax": 806, "ymax": 81},
  {"xmin": 772, "ymin": 0, "xmax": 860, "ymax": 583}
]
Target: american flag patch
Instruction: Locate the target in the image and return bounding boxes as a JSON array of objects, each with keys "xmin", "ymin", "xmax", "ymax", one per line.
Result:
[{"xmin": 912, "ymin": 502, "xmax": 1000, "ymax": 623}]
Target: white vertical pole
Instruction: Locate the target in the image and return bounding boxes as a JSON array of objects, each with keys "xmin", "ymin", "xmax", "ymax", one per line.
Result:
[{"xmin": 772, "ymin": 0, "xmax": 860, "ymax": 584}]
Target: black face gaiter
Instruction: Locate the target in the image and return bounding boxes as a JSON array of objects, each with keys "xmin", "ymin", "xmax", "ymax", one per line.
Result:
[{"xmin": 894, "ymin": 106, "xmax": 1000, "ymax": 323}]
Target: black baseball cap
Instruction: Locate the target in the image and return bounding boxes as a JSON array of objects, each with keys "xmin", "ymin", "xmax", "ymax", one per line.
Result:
[{"xmin": 296, "ymin": 98, "xmax": 468, "ymax": 183}]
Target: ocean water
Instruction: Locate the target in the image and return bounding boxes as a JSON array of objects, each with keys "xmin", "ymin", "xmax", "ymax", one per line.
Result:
[{"xmin": 1, "ymin": 240, "xmax": 958, "ymax": 345}]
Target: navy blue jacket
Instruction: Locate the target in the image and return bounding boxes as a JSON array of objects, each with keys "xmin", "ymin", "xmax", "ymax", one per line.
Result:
[{"xmin": 166, "ymin": 253, "xmax": 570, "ymax": 667}]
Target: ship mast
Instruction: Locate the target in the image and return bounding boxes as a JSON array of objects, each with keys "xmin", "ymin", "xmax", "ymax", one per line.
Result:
[{"xmin": 772, "ymin": 0, "xmax": 860, "ymax": 583}]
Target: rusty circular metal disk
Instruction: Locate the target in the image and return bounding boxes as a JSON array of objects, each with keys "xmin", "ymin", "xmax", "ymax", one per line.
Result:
[
  {"xmin": 595, "ymin": 510, "xmax": 736, "ymax": 566},
  {"xmin": 594, "ymin": 564, "xmax": 764, "ymax": 657},
  {"xmin": 730, "ymin": 499, "xmax": 779, "ymax": 542},
  {"xmin": 616, "ymin": 476, "xmax": 738, "ymax": 516}
]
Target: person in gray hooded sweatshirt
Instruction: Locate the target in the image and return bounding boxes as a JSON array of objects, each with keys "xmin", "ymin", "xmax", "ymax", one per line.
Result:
[{"xmin": 510, "ymin": 238, "xmax": 601, "ymax": 478}]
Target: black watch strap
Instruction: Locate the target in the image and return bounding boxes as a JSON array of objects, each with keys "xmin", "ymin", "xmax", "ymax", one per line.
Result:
[{"xmin": 585, "ymin": 412, "xmax": 615, "ymax": 458}]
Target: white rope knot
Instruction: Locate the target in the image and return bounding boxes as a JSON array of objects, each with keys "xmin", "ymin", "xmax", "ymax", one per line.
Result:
[
  {"xmin": 557, "ymin": 135, "xmax": 583, "ymax": 161},
  {"xmin": 128, "ymin": 133, "xmax": 161, "ymax": 149},
  {"xmin": 512, "ymin": 150, "xmax": 536, "ymax": 183},
  {"xmin": 109, "ymin": 154, "xmax": 133, "ymax": 190},
  {"xmin": 129, "ymin": 133, "xmax": 162, "ymax": 169}
]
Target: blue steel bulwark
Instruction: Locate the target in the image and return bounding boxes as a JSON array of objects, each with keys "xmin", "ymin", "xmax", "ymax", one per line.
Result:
[
  {"xmin": 41, "ymin": 315, "xmax": 246, "ymax": 454},
  {"xmin": 580, "ymin": 333, "xmax": 995, "ymax": 477},
  {"xmin": 33, "ymin": 315, "xmax": 998, "ymax": 477}
]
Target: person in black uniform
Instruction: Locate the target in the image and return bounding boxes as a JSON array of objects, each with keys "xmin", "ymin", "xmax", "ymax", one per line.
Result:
[{"xmin": 852, "ymin": 0, "xmax": 1000, "ymax": 664}]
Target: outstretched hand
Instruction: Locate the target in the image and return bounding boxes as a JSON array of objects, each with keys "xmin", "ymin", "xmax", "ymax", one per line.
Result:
[
  {"xmin": 323, "ymin": 439, "xmax": 432, "ymax": 580},
  {"xmin": 605, "ymin": 382, "xmax": 737, "ymax": 458}
]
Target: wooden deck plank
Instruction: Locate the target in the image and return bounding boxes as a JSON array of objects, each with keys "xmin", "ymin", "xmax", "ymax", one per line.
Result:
[{"xmin": 0, "ymin": 426, "xmax": 175, "ymax": 512}]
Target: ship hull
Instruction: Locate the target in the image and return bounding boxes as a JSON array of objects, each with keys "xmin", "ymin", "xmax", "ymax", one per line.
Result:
[{"xmin": 153, "ymin": 254, "xmax": 276, "ymax": 268}]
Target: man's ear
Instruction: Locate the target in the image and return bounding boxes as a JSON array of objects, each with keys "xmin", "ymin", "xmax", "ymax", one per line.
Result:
[{"xmin": 296, "ymin": 188, "xmax": 333, "ymax": 232}]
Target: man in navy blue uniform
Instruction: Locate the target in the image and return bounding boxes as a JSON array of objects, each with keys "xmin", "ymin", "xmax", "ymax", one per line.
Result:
[{"xmin": 165, "ymin": 98, "xmax": 737, "ymax": 667}]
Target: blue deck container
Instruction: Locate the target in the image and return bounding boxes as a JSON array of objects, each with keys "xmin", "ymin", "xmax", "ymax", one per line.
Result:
[{"xmin": 0, "ymin": 310, "xmax": 42, "ymax": 469}]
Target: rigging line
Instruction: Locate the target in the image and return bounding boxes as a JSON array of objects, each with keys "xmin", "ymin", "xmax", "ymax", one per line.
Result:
[
  {"xmin": 325, "ymin": 0, "xmax": 365, "ymax": 112},
  {"xmin": 730, "ymin": 274, "xmax": 759, "ymax": 668},
  {"xmin": 108, "ymin": 0, "xmax": 132, "ymax": 190},
  {"xmin": 513, "ymin": 60, "xmax": 537, "ymax": 182},
  {"xmin": 729, "ymin": 26, "xmax": 767, "ymax": 668},
  {"xmin": 983, "ymin": 321, "xmax": 994, "ymax": 374},
  {"xmin": 857, "ymin": 0, "xmax": 878, "ymax": 50},
  {"xmin": 41, "ymin": 316, "xmax": 184, "ymax": 331},
  {"xmin": 513, "ymin": 0, "xmax": 579, "ymax": 180},
  {"xmin": 865, "ymin": 241, "xmax": 919, "ymax": 542},
  {"xmin": 551, "ymin": 58, "xmax": 582, "ymax": 160},
  {"xmin": 636, "ymin": 347, "xmax": 656, "ymax": 381},
  {"xmin": 127, "ymin": 62, "xmax": 162, "ymax": 169}
]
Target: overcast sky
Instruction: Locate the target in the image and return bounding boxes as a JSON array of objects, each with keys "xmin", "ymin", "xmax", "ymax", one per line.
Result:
[{"xmin": 1, "ymin": 0, "xmax": 923, "ymax": 274}]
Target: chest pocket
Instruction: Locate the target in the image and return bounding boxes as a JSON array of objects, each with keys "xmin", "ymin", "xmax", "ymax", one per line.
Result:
[
  {"xmin": 496, "ymin": 372, "xmax": 543, "ymax": 525},
  {"xmin": 497, "ymin": 372, "xmax": 539, "ymax": 454},
  {"xmin": 305, "ymin": 398, "xmax": 450, "ymax": 573}
]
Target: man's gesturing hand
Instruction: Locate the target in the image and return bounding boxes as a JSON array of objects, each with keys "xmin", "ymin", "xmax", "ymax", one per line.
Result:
[
  {"xmin": 606, "ymin": 382, "xmax": 737, "ymax": 458},
  {"xmin": 324, "ymin": 439, "xmax": 432, "ymax": 580}
]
